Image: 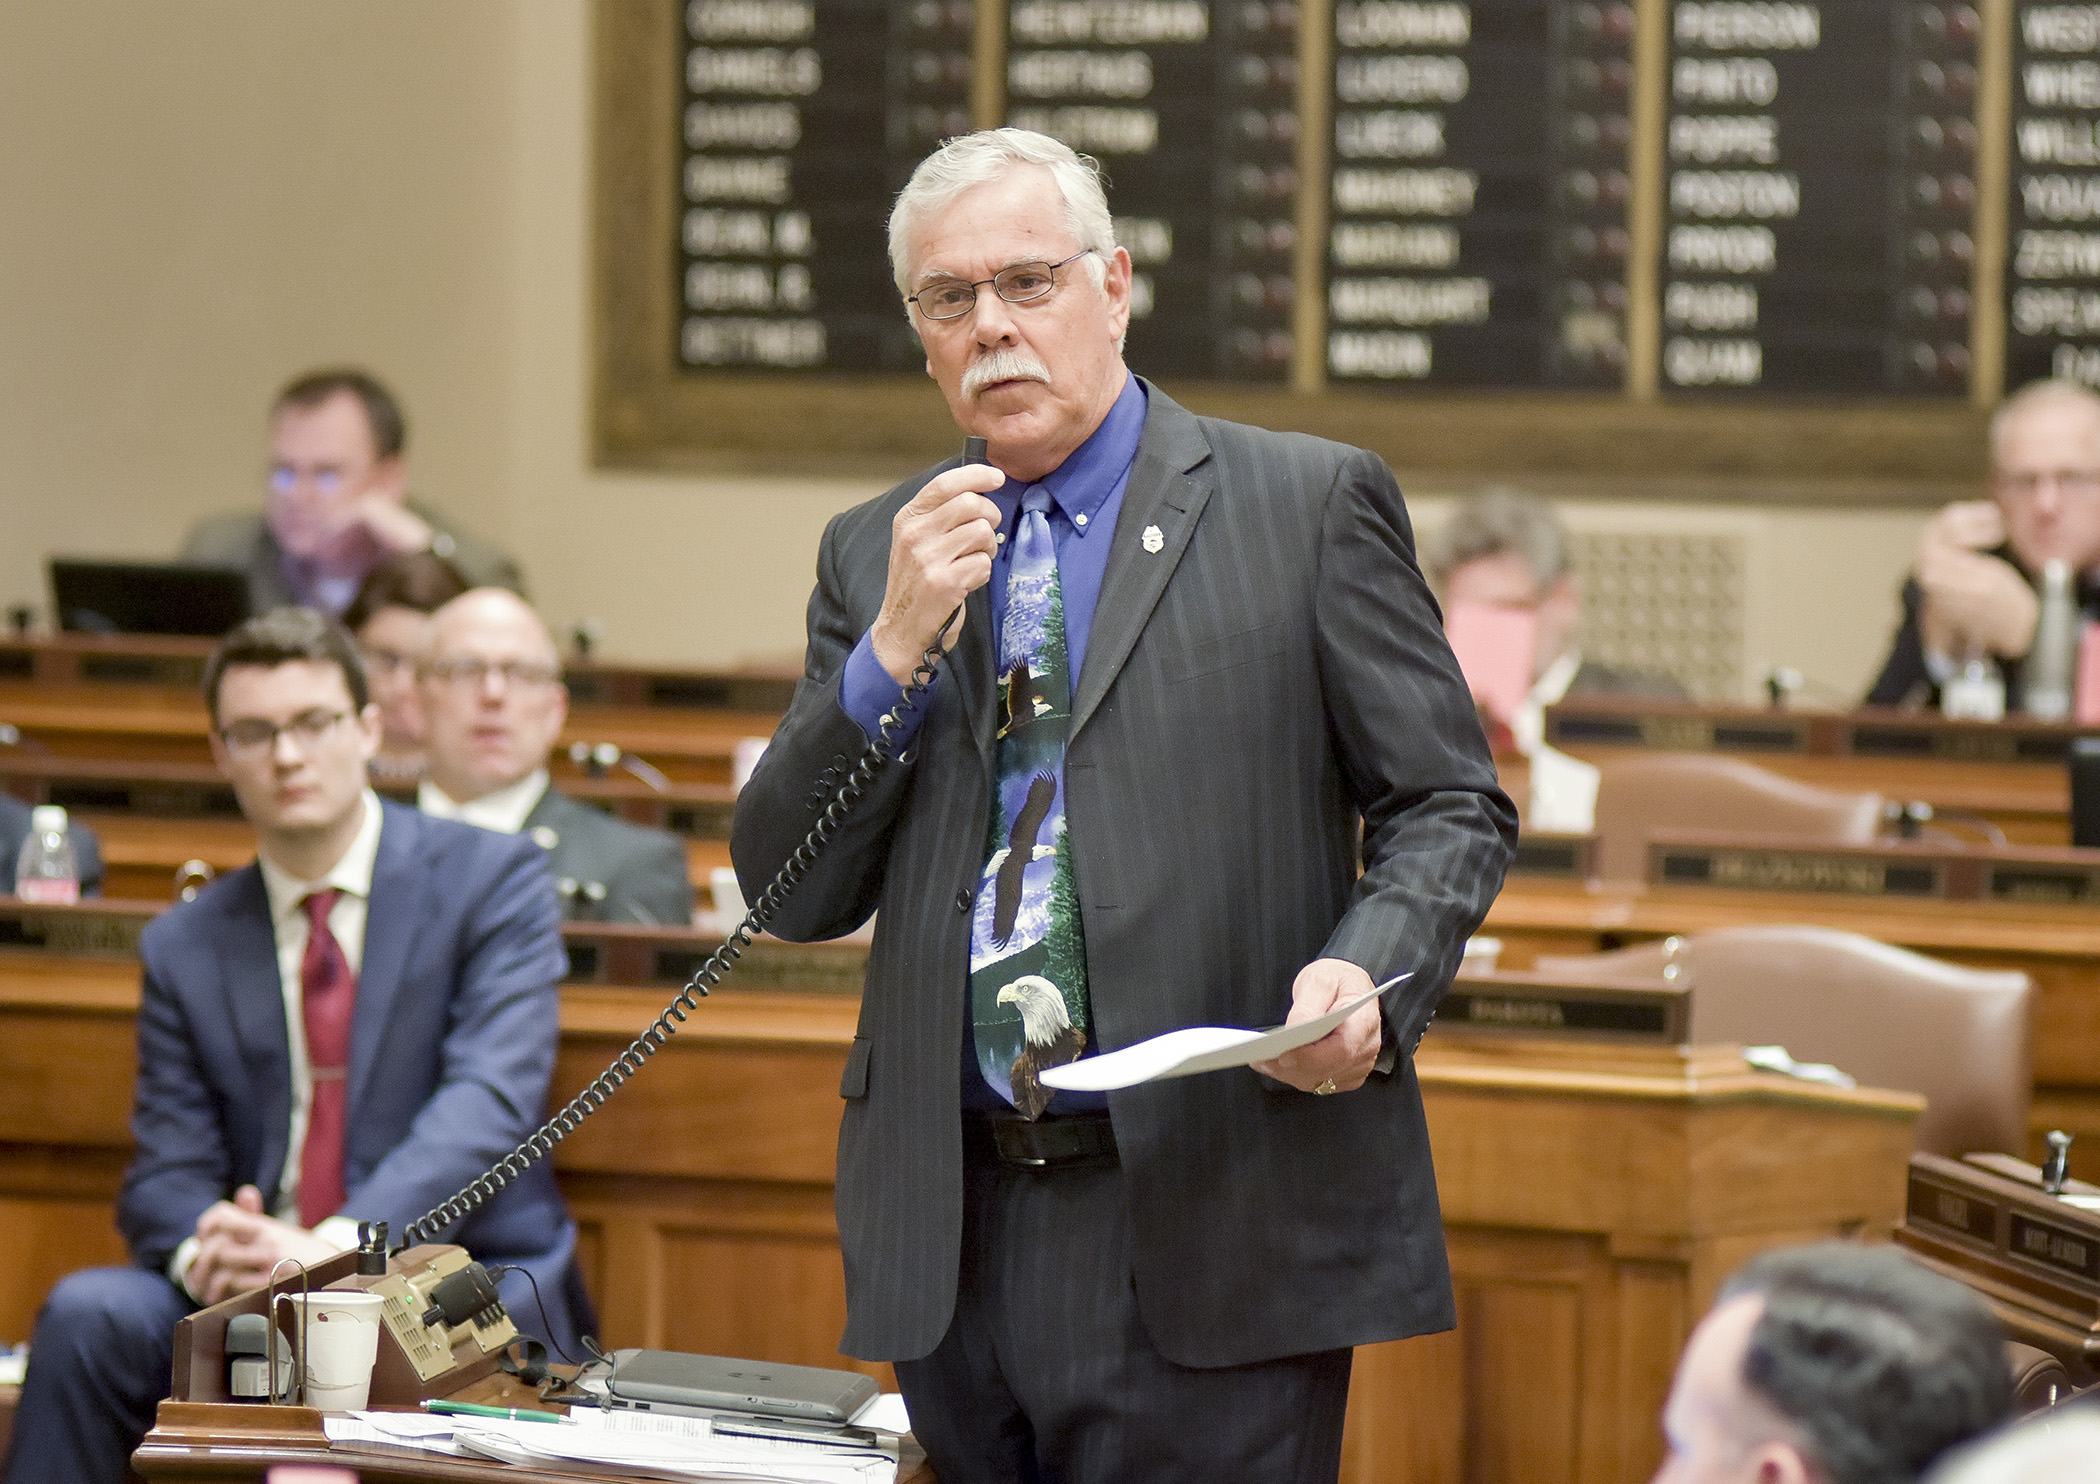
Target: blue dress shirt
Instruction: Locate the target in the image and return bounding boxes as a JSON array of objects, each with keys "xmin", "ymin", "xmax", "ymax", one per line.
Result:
[{"xmin": 838, "ymin": 373, "xmax": 1148, "ymax": 745}]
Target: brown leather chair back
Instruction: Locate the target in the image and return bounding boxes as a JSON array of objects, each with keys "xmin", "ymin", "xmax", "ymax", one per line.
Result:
[
  {"xmin": 2007, "ymin": 1341, "xmax": 2074, "ymax": 1413},
  {"xmin": 1591, "ymin": 753, "xmax": 1886, "ymax": 882},
  {"xmin": 1534, "ymin": 925, "xmax": 2030, "ymax": 1156}
]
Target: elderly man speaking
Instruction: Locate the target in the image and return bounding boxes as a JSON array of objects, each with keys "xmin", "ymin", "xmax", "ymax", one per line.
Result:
[{"xmin": 732, "ymin": 128, "xmax": 1514, "ymax": 1482}]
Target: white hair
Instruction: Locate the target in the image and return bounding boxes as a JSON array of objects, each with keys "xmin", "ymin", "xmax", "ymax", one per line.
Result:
[
  {"xmin": 1990, "ymin": 377, "xmax": 2100, "ymax": 466},
  {"xmin": 887, "ymin": 128, "xmax": 1116, "ymax": 301}
]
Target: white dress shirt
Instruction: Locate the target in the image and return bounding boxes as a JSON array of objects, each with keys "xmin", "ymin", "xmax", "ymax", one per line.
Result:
[
  {"xmin": 167, "ymin": 791, "xmax": 383, "ymax": 1296},
  {"xmin": 418, "ymin": 769, "xmax": 550, "ymax": 836}
]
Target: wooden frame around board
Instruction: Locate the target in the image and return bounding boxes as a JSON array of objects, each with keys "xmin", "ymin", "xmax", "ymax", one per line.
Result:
[{"xmin": 591, "ymin": 0, "xmax": 1990, "ymax": 504}]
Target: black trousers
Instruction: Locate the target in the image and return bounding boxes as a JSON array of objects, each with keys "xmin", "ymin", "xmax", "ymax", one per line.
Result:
[{"xmin": 894, "ymin": 1148, "xmax": 1354, "ymax": 1484}]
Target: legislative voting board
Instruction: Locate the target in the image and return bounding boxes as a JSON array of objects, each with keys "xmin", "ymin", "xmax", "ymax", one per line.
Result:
[{"xmin": 669, "ymin": 0, "xmax": 2100, "ymax": 398}]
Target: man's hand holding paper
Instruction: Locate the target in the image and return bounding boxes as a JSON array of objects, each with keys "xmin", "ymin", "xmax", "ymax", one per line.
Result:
[
  {"xmin": 1252, "ymin": 957, "xmax": 1386, "ymax": 1093},
  {"xmin": 1039, "ymin": 965, "xmax": 1402, "ymax": 1093}
]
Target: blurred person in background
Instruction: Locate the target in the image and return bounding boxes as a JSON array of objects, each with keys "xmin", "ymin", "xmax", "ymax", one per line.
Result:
[
  {"xmin": 342, "ymin": 551, "xmax": 468, "ymax": 785},
  {"xmin": 1423, "ymin": 488, "xmax": 1684, "ymax": 832},
  {"xmin": 417, "ymin": 589, "xmax": 693, "ymax": 925},
  {"xmin": 1868, "ymin": 378, "xmax": 2100, "ymax": 710},
  {"xmin": 1423, "ymin": 487, "xmax": 1687, "ymax": 753},
  {"xmin": 1653, "ymin": 1243, "xmax": 2009, "ymax": 1484},
  {"xmin": 182, "ymin": 368, "xmax": 521, "ymax": 617}
]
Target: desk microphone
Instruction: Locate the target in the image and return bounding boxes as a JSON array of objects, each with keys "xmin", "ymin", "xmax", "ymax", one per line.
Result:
[{"xmin": 225, "ymin": 1313, "xmax": 282, "ymax": 1401}]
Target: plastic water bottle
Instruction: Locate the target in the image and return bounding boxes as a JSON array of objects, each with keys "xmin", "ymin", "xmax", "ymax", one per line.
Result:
[
  {"xmin": 14, "ymin": 804, "xmax": 79, "ymax": 904},
  {"xmin": 2026, "ymin": 560, "xmax": 2078, "ymax": 722},
  {"xmin": 1942, "ymin": 652, "xmax": 2006, "ymax": 722}
]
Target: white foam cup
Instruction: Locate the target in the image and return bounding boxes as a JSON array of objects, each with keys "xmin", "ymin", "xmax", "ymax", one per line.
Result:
[{"xmin": 279, "ymin": 1291, "xmax": 385, "ymax": 1410}]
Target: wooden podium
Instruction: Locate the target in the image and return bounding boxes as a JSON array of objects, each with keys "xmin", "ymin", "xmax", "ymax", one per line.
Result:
[{"xmin": 1342, "ymin": 1026, "xmax": 1923, "ymax": 1484}]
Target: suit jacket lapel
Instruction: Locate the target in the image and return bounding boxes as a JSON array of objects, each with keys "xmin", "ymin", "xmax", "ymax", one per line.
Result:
[
  {"xmin": 215, "ymin": 868, "xmax": 295, "ymax": 1198},
  {"xmin": 1070, "ymin": 386, "xmax": 1214, "ymax": 740},
  {"xmin": 349, "ymin": 803, "xmax": 421, "ymax": 1125}
]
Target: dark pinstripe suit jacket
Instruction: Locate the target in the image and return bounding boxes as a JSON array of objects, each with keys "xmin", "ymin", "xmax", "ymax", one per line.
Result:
[{"xmin": 733, "ymin": 383, "xmax": 1516, "ymax": 1369}]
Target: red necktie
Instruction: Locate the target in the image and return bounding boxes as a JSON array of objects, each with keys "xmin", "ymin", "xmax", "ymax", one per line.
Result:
[{"xmin": 297, "ymin": 888, "xmax": 356, "ymax": 1228}]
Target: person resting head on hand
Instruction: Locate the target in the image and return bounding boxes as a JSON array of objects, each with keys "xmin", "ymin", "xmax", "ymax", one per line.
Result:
[{"xmin": 1869, "ymin": 378, "xmax": 2100, "ymax": 710}]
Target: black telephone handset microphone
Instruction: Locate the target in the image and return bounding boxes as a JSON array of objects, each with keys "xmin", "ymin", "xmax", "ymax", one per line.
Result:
[{"xmin": 397, "ymin": 438, "xmax": 992, "ymax": 1249}]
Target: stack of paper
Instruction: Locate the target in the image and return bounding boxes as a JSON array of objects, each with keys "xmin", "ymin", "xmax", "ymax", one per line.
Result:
[{"xmin": 324, "ymin": 1409, "xmax": 897, "ymax": 1482}]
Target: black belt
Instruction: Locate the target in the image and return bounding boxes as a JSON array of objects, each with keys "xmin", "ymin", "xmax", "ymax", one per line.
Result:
[{"xmin": 967, "ymin": 1111, "xmax": 1119, "ymax": 1169}]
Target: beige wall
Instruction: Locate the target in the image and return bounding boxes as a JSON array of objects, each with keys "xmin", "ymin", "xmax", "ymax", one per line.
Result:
[{"xmin": 1, "ymin": 1, "xmax": 1938, "ymax": 698}]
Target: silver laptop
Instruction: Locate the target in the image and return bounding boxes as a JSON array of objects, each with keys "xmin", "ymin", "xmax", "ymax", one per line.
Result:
[{"xmin": 603, "ymin": 1348, "xmax": 878, "ymax": 1426}]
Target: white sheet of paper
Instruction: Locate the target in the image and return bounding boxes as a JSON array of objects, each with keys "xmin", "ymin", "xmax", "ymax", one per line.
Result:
[
  {"xmin": 852, "ymin": 1394, "xmax": 913, "ymax": 1435},
  {"xmin": 1038, "ymin": 976, "xmax": 1406, "ymax": 1092}
]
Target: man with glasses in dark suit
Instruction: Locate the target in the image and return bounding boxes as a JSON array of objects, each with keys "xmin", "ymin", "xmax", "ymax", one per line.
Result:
[{"xmin": 735, "ymin": 127, "xmax": 1514, "ymax": 1483}]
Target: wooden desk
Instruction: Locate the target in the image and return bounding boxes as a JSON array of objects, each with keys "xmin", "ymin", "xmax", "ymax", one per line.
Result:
[
  {"xmin": 0, "ymin": 634, "xmax": 799, "ymax": 715},
  {"xmin": 1342, "ymin": 1034, "xmax": 1919, "ymax": 1484},
  {"xmin": 56, "ymin": 815, "xmax": 732, "ymax": 906},
  {"xmin": 0, "ymin": 751, "xmax": 737, "ymax": 850},
  {"xmin": 133, "ymin": 1373, "xmax": 933, "ymax": 1481},
  {"xmin": 0, "ymin": 681, "xmax": 775, "ymax": 788},
  {"xmin": 1538, "ymin": 700, "xmax": 2082, "ymax": 846},
  {"xmin": 0, "ymin": 944, "xmax": 876, "ymax": 1384},
  {"xmin": 0, "ymin": 923, "xmax": 1918, "ymax": 1484},
  {"xmin": 1485, "ymin": 876, "xmax": 2100, "ymax": 1181}
]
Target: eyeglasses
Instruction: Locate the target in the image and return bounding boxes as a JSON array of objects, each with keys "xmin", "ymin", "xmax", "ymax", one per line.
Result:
[
  {"xmin": 1994, "ymin": 469, "xmax": 2100, "ymax": 499},
  {"xmin": 908, "ymin": 249, "xmax": 1097, "ymax": 321},
  {"xmin": 218, "ymin": 709, "xmax": 351, "ymax": 757},
  {"xmin": 360, "ymin": 646, "xmax": 418, "ymax": 677},
  {"xmin": 268, "ymin": 465, "xmax": 348, "ymax": 498},
  {"xmin": 422, "ymin": 657, "xmax": 563, "ymax": 689}
]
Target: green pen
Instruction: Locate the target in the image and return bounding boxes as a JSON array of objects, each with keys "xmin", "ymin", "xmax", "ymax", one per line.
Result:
[{"xmin": 423, "ymin": 1399, "xmax": 565, "ymax": 1424}]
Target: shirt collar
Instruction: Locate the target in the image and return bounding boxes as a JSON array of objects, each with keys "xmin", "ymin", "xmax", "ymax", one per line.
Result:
[
  {"xmin": 418, "ymin": 769, "xmax": 550, "ymax": 836},
  {"xmin": 258, "ymin": 789, "xmax": 385, "ymax": 927},
  {"xmin": 1003, "ymin": 371, "xmax": 1147, "ymax": 534}
]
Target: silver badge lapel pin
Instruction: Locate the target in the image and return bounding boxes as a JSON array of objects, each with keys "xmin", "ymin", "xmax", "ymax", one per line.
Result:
[{"xmin": 1141, "ymin": 524, "xmax": 1164, "ymax": 554}]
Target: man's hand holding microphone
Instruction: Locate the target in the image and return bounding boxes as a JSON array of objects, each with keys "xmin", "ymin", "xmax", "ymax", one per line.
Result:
[{"xmin": 870, "ymin": 452, "xmax": 1007, "ymax": 685}]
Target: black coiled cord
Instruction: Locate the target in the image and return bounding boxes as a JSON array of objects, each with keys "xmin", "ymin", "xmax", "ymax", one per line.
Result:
[{"xmin": 397, "ymin": 620, "xmax": 954, "ymax": 1248}]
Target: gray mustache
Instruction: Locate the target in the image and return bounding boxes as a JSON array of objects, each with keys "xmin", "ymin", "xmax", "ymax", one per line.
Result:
[{"xmin": 962, "ymin": 349, "xmax": 1053, "ymax": 399}]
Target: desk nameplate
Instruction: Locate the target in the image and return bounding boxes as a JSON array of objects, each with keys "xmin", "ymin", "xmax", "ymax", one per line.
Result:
[
  {"xmin": 1897, "ymin": 1153, "xmax": 2100, "ymax": 1313},
  {"xmin": 1435, "ymin": 970, "xmax": 1689, "ymax": 1047},
  {"xmin": 1545, "ymin": 700, "xmax": 2089, "ymax": 765},
  {"xmin": 1508, "ymin": 833, "xmax": 1597, "ymax": 880},
  {"xmin": 1845, "ymin": 723, "xmax": 2076, "ymax": 766},
  {"xmin": 1648, "ymin": 834, "xmax": 2100, "ymax": 903},
  {"xmin": 0, "ymin": 898, "xmax": 154, "ymax": 956}
]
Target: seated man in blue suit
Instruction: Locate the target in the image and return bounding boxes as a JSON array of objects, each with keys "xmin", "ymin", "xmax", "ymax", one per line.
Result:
[{"xmin": 3, "ymin": 607, "xmax": 592, "ymax": 1484}]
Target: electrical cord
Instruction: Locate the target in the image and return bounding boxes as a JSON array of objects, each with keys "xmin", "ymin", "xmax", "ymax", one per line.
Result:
[
  {"xmin": 484, "ymin": 1262, "xmax": 573, "ymax": 1365},
  {"xmin": 397, "ymin": 614, "xmax": 956, "ymax": 1249}
]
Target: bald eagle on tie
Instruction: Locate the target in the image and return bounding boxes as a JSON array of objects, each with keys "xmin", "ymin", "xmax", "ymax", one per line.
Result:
[
  {"xmin": 997, "ymin": 974, "xmax": 1087, "ymax": 1120},
  {"xmin": 986, "ymin": 773, "xmax": 1058, "ymax": 946}
]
